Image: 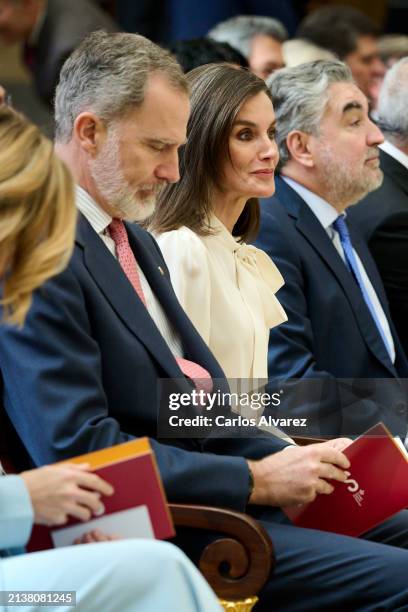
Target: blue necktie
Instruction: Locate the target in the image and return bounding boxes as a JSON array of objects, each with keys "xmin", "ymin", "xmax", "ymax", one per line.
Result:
[{"xmin": 332, "ymin": 215, "xmax": 393, "ymax": 361}]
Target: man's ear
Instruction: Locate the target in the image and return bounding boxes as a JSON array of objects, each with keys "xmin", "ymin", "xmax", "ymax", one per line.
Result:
[
  {"xmin": 73, "ymin": 112, "xmax": 107, "ymax": 157},
  {"xmin": 285, "ymin": 130, "xmax": 314, "ymax": 168}
]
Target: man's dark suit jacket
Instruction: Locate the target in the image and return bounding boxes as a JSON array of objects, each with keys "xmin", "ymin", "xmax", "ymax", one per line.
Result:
[
  {"xmin": 253, "ymin": 175, "xmax": 408, "ymax": 437},
  {"xmin": 349, "ymin": 148, "xmax": 408, "ymax": 357},
  {"xmin": 0, "ymin": 214, "xmax": 288, "ymax": 512},
  {"xmin": 25, "ymin": 0, "xmax": 117, "ymax": 106},
  {"xmin": 4, "ymin": 211, "xmax": 408, "ymax": 611}
]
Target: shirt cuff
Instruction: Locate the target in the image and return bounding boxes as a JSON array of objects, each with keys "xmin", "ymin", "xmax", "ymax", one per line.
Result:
[{"xmin": 0, "ymin": 475, "xmax": 34, "ymax": 550}]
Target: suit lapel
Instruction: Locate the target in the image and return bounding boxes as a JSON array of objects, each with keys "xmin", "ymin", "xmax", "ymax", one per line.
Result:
[
  {"xmin": 277, "ymin": 178, "xmax": 397, "ymax": 375},
  {"xmin": 126, "ymin": 224, "xmax": 225, "ymax": 376},
  {"xmin": 76, "ymin": 216, "xmax": 183, "ymax": 379}
]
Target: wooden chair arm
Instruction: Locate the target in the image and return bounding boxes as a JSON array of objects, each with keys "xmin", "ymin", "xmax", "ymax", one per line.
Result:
[
  {"xmin": 169, "ymin": 503, "xmax": 274, "ymax": 601},
  {"xmin": 293, "ymin": 436, "xmax": 326, "ymax": 446}
]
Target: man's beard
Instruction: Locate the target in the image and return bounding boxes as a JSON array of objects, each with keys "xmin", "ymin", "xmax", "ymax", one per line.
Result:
[
  {"xmin": 316, "ymin": 142, "xmax": 383, "ymax": 209},
  {"xmin": 89, "ymin": 131, "xmax": 163, "ymax": 222}
]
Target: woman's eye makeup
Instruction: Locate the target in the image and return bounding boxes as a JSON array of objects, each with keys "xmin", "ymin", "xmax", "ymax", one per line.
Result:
[
  {"xmin": 234, "ymin": 119, "xmax": 276, "ymax": 142},
  {"xmin": 237, "ymin": 129, "xmax": 253, "ymax": 141}
]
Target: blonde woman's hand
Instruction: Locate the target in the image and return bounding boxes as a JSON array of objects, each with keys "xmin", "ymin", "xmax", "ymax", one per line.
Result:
[
  {"xmin": 20, "ymin": 463, "xmax": 114, "ymax": 526},
  {"xmin": 73, "ymin": 529, "xmax": 120, "ymax": 545}
]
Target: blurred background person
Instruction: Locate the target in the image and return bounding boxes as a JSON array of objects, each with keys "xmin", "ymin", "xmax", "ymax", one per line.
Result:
[
  {"xmin": 297, "ymin": 5, "xmax": 386, "ymax": 110},
  {"xmin": 168, "ymin": 37, "xmax": 248, "ymax": 72},
  {"xmin": 0, "ymin": 104, "xmax": 221, "ymax": 612},
  {"xmin": 349, "ymin": 58, "xmax": 408, "ymax": 356},
  {"xmin": 167, "ymin": 0, "xmax": 297, "ymax": 41},
  {"xmin": 283, "ymin": 38, "xmax": 336, "ymax": 67},
  {"xmin": 150, "ymin": 64, "xmax": 287, "ymax": 384},
  {"xmin": 378, "ymin": 33, "xmax": 408, "ymax": 67},
  {"xmin": 208, "ymin": 15, "xmax": 288, "ymax": 79},
  {"xmin": 116, "ymin": 0, "xmax": 167, "ymax": 43},
  {"xmin": 0, "ymin": 0, "xmax": 117, "ymax": 108}
]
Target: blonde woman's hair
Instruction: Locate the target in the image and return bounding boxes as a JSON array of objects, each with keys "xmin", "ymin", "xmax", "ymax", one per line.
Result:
[{"xmin": 0, "ymin": 107, "xmax": 77, "ymax": 326}]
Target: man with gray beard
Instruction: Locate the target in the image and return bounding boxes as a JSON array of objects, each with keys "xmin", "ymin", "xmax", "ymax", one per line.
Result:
[{"xmin": 254, "ymin": 60, "xmax": 408, "ymax": 438}]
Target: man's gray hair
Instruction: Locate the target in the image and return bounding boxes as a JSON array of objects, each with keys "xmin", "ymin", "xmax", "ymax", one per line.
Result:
[
  {"xmin": 54, "ymin": 30, "xmax": 188, "ymax": 143},
  {"xmin": 208, "ymin": 15, "xmax": 288, "ymax": 59},
  {"xmin": 377, "ymin": 57, "xmax": 408, "ymax": 147},
  {"xmin": 267, "ymin": 60, "xmax": 353, "ymax": 168}
]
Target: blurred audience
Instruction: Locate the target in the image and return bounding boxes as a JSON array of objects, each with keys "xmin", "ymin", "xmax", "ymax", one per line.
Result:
[
  {"xmin": 297, "ymin": 6, "xmax": 385, "ymax": 109},
  {"xmin": 208, "ymin": 15, "xmax": 287, "ymax": 79},
  {"xmin": 116, "ymin": 0, "xmax": 167, "ymax": 43},
  {"xmin": 378, "ymin": 34, "xmax": 408, "ymax": 67},
  {"xmin": 350, "ymin": 58, "xmax": 408, "ymax": 356},
  {"xmin": 168, "ymin": 37, "xmax": 248, "ymax": 72},
  {"xmin": 283, "ymin": 38, "xmax": 336, "ymax": 67},
  {"xmin": 254, "ymin": 60, "xmax": 408, "ymax": 437},
  {"xmin": 150, "ymin": 64, "xmax": 287, "ymax": 383},
  {"xmin": 167, "ymin": 0, "xmax": 298, "ymax": 41},
  {"xmin": 0, "ymin": 105, "xmax": 219, "ymax": 612},
  {"xmin": 0, "ymin": 0, "xmax": 117, "ymax": 107}
]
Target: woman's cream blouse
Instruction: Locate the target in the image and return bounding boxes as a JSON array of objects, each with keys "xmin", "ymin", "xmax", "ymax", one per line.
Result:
[{"xmin": 156, "ymin": 215, "xmax": 287, "ymax": 380}]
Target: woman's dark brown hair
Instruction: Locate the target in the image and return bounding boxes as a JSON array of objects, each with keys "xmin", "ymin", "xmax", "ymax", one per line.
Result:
[{"xmin": 149, "ymin": 63, "xmax": 273, "ymax": 242}]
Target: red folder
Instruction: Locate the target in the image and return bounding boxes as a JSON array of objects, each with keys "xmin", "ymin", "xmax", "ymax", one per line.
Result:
[
  {"xmin": 284, "ymin": 423, "xmax": 408, "ymax": 537},
  {"xmin": 27, "ymin": 438, "xmax": 174, "ymax": 551}
]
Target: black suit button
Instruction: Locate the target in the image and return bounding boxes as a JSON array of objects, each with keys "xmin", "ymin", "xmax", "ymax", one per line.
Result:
[{"xmin": 395, "ymin": 403, "xmax": 407, "ymax": 415}]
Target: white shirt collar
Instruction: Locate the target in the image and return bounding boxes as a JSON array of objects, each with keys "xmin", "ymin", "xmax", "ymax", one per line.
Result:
[
  {"xmin": 281, "ymin": 176, "xmax": 339, "ymax": 230},
  {"xmin": 76, "ymin": 186, "xmax": 112, "ymax": 235},
  {"xmin": 379, "ymin": 141, "xmax": 408, "ymax": 171}
]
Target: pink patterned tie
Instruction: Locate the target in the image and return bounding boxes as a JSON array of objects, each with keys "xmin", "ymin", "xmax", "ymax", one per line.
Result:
[{"xmin": 109, "ymin": 219, "xmax": 212, "ymax": 392}]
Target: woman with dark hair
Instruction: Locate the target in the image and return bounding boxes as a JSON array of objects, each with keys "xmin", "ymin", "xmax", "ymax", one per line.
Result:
[{"xmin": 150, "ymin": 63, "xmax": 286, "ymax": 382}]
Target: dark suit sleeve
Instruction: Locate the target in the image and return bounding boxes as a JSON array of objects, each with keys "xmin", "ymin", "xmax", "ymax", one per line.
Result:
[
  {"xmin": 0, "ymin": 266, "xmax": 251, "ymax": 511},
  {"xmin": 368, "ymin": 212, "xmax": 408, "ymax": 353}
]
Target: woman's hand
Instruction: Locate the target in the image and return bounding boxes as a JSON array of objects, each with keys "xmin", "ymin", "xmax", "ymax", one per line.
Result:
[
  {"xmin": 21, "ymin": 463, "xmax": 114, "ymax": 526},
  {"xmin": 73, "ymin": 529, "xmax": 120, "ymax": 545}
]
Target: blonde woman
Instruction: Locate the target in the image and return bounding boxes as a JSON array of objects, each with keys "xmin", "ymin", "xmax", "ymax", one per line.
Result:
[
  {"xmin": 0, "ymin": 107, "xmax": 219, "ymax": 612},
  {"xmin": 0, "ymin": 104, "xmax": 76, "ymax": 325}
]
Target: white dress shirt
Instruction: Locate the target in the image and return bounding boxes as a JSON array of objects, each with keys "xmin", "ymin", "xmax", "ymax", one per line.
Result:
[
  {"xmin": 380, "ymin": 140, "xmax": 408, "ymax": 171},
  {"xmin": 282, "ymin": 176, "xmax": 395, "ymax": 363},
  {"xmin": 76, "ymin": 186, "xmax": 184, "ymax": 358}
]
